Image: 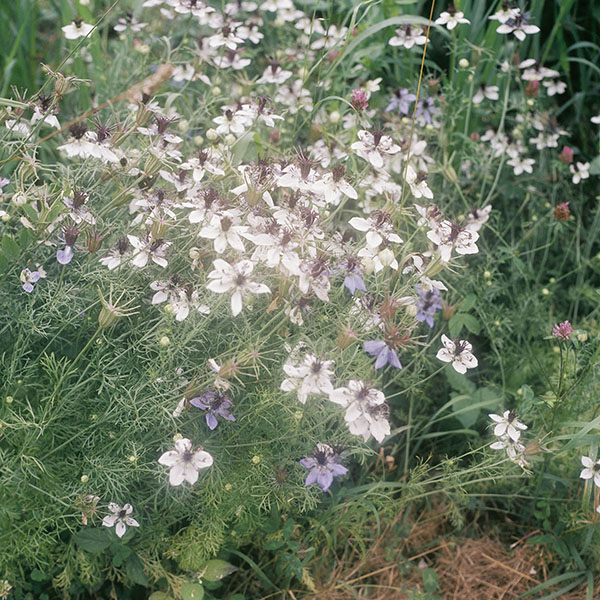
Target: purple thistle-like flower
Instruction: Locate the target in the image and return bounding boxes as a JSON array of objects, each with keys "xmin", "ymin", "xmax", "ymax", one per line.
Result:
[
  {"xmin": 363, "ymin": 340, "xmax": 402, "ymax": 370},
  {"xmin": 189, "ymin": 390, "xmax": 235, "ymax": 430},
  {"xmin": 552, "ymin": 321, "xmax": 573, "ymax": 341},
  {"xmin": 415, "ymin": 284, "xmax": 442, "ymax": 328},
  {"xmin": 386, "ymin": 88, "xmax": 417, "ymax": 114},
  {"xmin": 300, "ymin": 443, "xmax": 348, "ymax": 491}
]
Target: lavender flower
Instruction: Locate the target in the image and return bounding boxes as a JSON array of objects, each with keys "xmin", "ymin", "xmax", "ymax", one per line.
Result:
[
  {"xmin": 20, "ymin": 268, "xmax": 40, "ymax": 293},
  {"xmin": 189, "ymin": 390, "xmax": 235, "ymax": 430},
  {"xmin": 344, "ymin": 273, "xmax": 367, "ymax": 295},
  {"xmin": 552, "ymin": 321, "xmax": 573, "ymax": 340},
  {"xmin": 415, "ymin": 97, "xmax": 439, "ymax": 125},
  {"xmin": 386, "ymin": 88, "xmax": 417, "ymax": 114},
  {"xmin": 363, "ymin": 340, "xmax": 402, "ymax": 370},
  {"xmin": 57, "ymin": 225, "xmax": 79, "ymax": 264},
  {"xmin": 338, "ymin": 255, "xmax": 366, "ymax": 295},
  {"xmin": 300, "ymin": 443, "xmax": 348, "ymax": 491},
  {"xmin": 415, "ymin": 284, "xmax": 442, "ymax": 328}
]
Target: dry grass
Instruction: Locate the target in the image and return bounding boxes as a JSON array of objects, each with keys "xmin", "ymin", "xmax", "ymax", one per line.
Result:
[{"xmin": 279, "ymin": 504, "xmax": 595, "ymax": 600}]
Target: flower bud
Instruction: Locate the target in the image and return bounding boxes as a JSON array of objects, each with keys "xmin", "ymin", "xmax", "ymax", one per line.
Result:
[
  {"xmin": 459, "ymin": 58, "xmax": 469, "ymax": 68},
  {"xmin": 12, "ymin": 192, "xmax": 27, "ymax": 206},
  {"xmin": 329, "ymin": 110, "xmax": 341, "ymax": 124},
  {"xmin": 336, "ymin": 324, "xmax": 357, "ymax": 349}
]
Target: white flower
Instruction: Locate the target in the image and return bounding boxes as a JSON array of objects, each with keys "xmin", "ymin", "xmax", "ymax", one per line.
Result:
[
  {"xmin": 127, "ymin": 235, "xmax": 170, "ymax": 268},
  {"xmin": 435, "ymin": 10, "xmax": 470, "ymax": 30},
  {"xmin": 351, "ymin": 130, "xmax": 401, "ymax": 169},
  {"xmin": 349, "ymin": 211, "xmax": 402, "ymax": 249},
  {"xmin": 507, "ymin": 155, "xmax": 535, "ymax": 176},
  {"xmin": 488, "ymin": 410, "xmax": 528, "ymax": 441},
  {"xmin": 257, "ymin": 63, "xmax": 292, "ymax": 84},
  {"xmin": 357, "ymin": 246, "xmax": 398, "ymax": 273},
  {"xmin": 158, "ymin": 438, "xmax": 213, "ymax": 486},
  {"xmin": 102, "ymin": 503, "xmax": 139, "ymax": 538},
  {"xmin": 389, "ymin": 25, "xmax": 428, "ymax": 49},
  {"xmin": 472, "ymin": 85, "xmax": 499, "ymax": 104},
  {"xmin": 489, "ymin": 6, "xmax": 520, "ymax": 23},
  {"xmin": 181, "ymin": 149, "xmax": 225, "ymax": 182},
  {"xmin": 465, "ymin": 205, "xmax": 492, "ymax": 233},
  {"xmin": 405, "ymin": 165, "xmax": 433, "ymax": 199},
  {"xmin": 591, "ymin": 115, "xmax": 600, "ymax": 124},
  {"xmin": 274, "ymin": 79, "xmax": 313, "ymax": 114},
  {"xmin": 543, "ymin": 79, "xmax": 566, "ymax": 96},
  {"xmin": 330, "ymin": 380, "xmax": 390, "ymax": 443},
  {"xmin": 150, "ymin": 280, "xmax": 210, "ymax": 321},
  {"xmin": 213, "ymin": 108, "xmax": 250, "ymax": 136},
  {"xmin": 496, "ymin": 14, "xmax": 540, "ymax": 41},
  {"xmin": 314, "ymin": 167, "xmax": 357, "ymax": 206},
  {"xmin": 490, "ymin": 435, "xmax": 528, "ymax": 466},
  {"xmin": 206, "ymin": 258, "xmax": 270, "ymax": 316},
  {"xmin": 570, "ymin": 162, "xmax": 590, "ymax": 185},
  {"xmin": 198, "ymin": 213, "xmax": 250, "ymax": 254},
  {"xmin": 62, "ymin": 20, "xmax": 94, "ymax": 40},
  {"xmin": 436, "ymin": 334, "xmax": 478, "ymax": 374},
  {"xmin": 57, "ymin": 131, "xmax": 119, "ymax": 163},
  {"xmin": 580, "ymin": 456, "xmax": 600, "ymax": 488},
  {"xmin": 427, "ymin": 220, "xmax": 479, "ymax": 262},
  {"xmin": 114, "ymin": 16, "xmax": 147, "ymax": 33},
  {"xmin": 280, "ymin": 352, "xmax": 335, "ymax": 404}
]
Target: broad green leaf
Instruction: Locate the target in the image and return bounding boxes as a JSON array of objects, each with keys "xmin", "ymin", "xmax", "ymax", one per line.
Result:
[
  {"xmin": 125, "ymin": 553, "xmax": 148, "ymax": 587},
  {"xmin": 422, "ymin": 568, "xmax": 439, "ymax": 593},
  {"xmin": 460, "ymin": 294, "xmax": 477, "ymax": 312},
  {"xmin": 200, "ymin": 559, "xmax": 238, "ymax": 582},
  {"xmin": 30, "ymin": 569, "xmax": 47, "ymax": 582},
  {"xmin": 73, "ymin": 528, "xmax": 110, "ymax": 553},
  {"xmin": 1, "ymin": 235, "xmax": 19, "ymax": 261},
  {"xmin": 445, "ymin": 368, "xmax": 476, "ymax": 394},
  {"xmin": 181, "ymin": 583, "xmax": 204, "ymax": 600}
]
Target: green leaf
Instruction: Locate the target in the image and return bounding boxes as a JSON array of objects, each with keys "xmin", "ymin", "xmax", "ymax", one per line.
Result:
[
  {"xmin": 73, "ymin": 528, "xmax": 110, "ymax": 553},
  {"xmin": 460, "ymin": 294, "xmax": 477, "ymax": 312},
  {"xmin": 451, "ymin": 387, "xmax": 500, "ymax": 428},
  {"xmin": 148, "ymin": 593, "xmax": 172, "ymax": 600},
  {"xmin": 125, "ymin": 553, "xmax": 148, "ymax": 587},
  {"xmin": 590, "ymin": 155, "xmax": 600, "ymax": 176},
  {"xmin": 422, "ymin": 568, "xmax": 439, "ymax": 593},
  {"xmin": 30, "ymin": 569, "xmax": 47, "ymax": 582},
  {"xmin": 1, "ymin": 235, "xmax": 19, "ymax": 261},
  {"xmin": 450, "ymin": 312, "xmax": 481, "ymax": 337},
  {"xmin": 263, "ymin": 540, "xmax": 285, "ymax": 551},
  {"xmin": 181, "ymin": 583, "xmax": 204, "ymax": 600},
  {"xmin": 200, "ymin": 559, "xmax": 238, "ymax": 582},
  {"xmin": 445, "ymin": 367, "xmax": 476, "ymax": 394},
  {"xmin": 461, "ymin": 314, "xmax": 481, "ymax": 335},
  {"xmin": 111, "ymin": 543, "xmax": 132, "ymax": 567}
]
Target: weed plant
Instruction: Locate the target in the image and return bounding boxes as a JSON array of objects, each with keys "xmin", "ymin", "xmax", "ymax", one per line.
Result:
[{"xmin": 0, "ymin": 1, "xmax": 599, "ymax": 599}]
